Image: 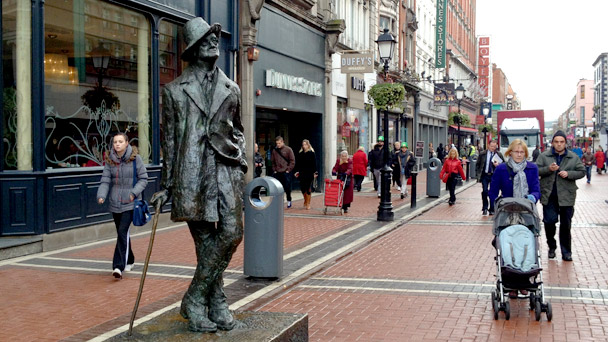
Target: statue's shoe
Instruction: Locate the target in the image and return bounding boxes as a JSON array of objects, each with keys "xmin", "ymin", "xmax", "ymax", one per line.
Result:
[
  {"xmin": 209, "ymin": 308, "xmax": 236, "ymax": 330},
  {"xmin": 188, "ymin": 316, "xmax": 218, "ymax": 333}
]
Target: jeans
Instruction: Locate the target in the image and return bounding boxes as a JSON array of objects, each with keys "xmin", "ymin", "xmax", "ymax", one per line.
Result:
[
  {"xmin": 447, "ymin": 173, "xmax": 458, "ymax": 203},
  {"xmin": 353, "ymin": 175, "xmax": 364, "ymax": 191},
  {"xmin": 112, "ymin": 211, "xmax": 135, "ymax": 271},
  {"xmin": 585, "ymin": 166, "xmax": 592, "ymax": 182},
  {"xmin": 373, "ymin": 168, "xmax": 382, "ymax": 194},
  {"xmin": 399, "ymin": 174, "xmax": 409, "ymax": 195},
  {"xmin": 543, "ymin": 194, "xmax": 574, "ymax": 256},
  {"xmin": 480, "ymin": 173, "xmax": 493, "ymax": 211},
  {"xmin": 273, "ymin": 172, "xmax": 292, "ymax": 201}
]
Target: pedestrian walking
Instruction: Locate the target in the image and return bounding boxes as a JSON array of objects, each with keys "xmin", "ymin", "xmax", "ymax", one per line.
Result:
[
  {"xmin": 440, "ymin": 148, "xmax": 466, "ymax": 206},
  {"xmin": 293, "ymin": 139, "xmax": 317, "ymax": 210},
  {"xmin": 352, "ymin": 146, "xmax": 368, "ymax": 192},
  {"xmin": 594, "ymin": 146, "xmax": 605, "ymax": 174},
  {"xmin": 572, "ymin": 145, "xmax": 583, "ymax": 159},
  {"xmin": 368, "ymin": 136, "xmax": 385, "ymax": 197},
  {"xmin": 476, "ymin": 139, "xmax": 505, "ymax": 215},
  {"xmin": 488, "ymin": 138, "xmax": 540, "ymax": 298},
  {"xmin": 271, "ymin": 136, "xmax": 296, "ymax": 208},
  {"xmin": 536, "ymin": 130, "xmax": 585, "ymax": 261},
  {"xmin": 604, "ymin": 146, "xmax": 608, "ymax": 173},
  {"xmin": 581, "ymin": 147, "xmax": 595, "ymax": 184},
  {"xmin": 97, "ymin": 133, "xmax": 148, "ymax": 279},
  {"xmin": 436, "ymin": 143, "xmax": 445, "ymax": 161},
  {"xmin": 391, "ymin": 141, "xmax": 402, "ymax": 190},
  {"xmin": 489, "ymin": 139, "xmax": 540, "ymax": 206},
  {"xmin": 532, "ymin": 146, "xmax": 541, "ymax": 162},
  {"xmin": 428, "ymin": 142, "xmax": 435, "ymax": 160},
  {"xmin": 396, "ymin": 142, "xmax": 415, "ymax": 199},
  {"xmin": 254, "ymin": 143, "xmax": 264, "ymax": 178},
  {"xmin": 332, "ymin": 151, "xmax": 354, "ymax": 213}
]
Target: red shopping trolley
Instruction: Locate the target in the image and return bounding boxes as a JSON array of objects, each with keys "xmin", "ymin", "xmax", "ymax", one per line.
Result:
[{"xmin": 323, "ymin": 178, "xmax": 346, "ymax": 215}]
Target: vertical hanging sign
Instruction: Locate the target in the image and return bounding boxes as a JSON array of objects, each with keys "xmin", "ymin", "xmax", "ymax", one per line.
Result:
[
  {"xmin": 435, "ymin": 0, "xmax": 447, "ymax": 68},
  {"xmin": 478, "ymin": 37, "xmax": 490, "ymax": 97}
]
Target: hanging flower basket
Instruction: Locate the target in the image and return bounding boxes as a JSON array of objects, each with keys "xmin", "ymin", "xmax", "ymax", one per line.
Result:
[{"xmin": 367, "ymin": 83, "xmax": 406, "ymax": 111}]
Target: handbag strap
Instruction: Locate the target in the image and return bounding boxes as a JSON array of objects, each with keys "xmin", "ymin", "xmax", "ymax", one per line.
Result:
[{"xmin": 132, "ymin": 159, "xmax": 143, "ymax": 199}]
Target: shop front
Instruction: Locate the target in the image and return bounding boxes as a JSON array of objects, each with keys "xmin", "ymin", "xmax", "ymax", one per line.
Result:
[
  {"xmin": 0, "ymin": 0, "xmax": 238, "ymax": 235},
  {"xmin": 253, "ymin": 6, "xmax": 325, "ymax": 185}
]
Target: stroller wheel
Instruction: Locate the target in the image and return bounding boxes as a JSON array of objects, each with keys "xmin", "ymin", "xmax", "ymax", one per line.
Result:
[
  {"xmin": 534, "ymin": 300, "xmax": 542, "ymax": 321},
  {"xmin": 545, "ymin": 302, "xmax": 553, "ymax": 321},
  {"xmin": 491, "ymin": 290, "xmax": 499, "ymax": 320},
  {"xmin": 504, "ymin": 301, "xmax": 511, "ymax": 320},
  {"xmin": 529, "ymin": 292, "xmax": 536, "ymax": 310}
]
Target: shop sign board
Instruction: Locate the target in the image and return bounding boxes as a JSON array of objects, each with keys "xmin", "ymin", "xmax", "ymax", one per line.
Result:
[
  {"xmin": 265, "ymin": 69, "xmax": 322, "ymax": 97},
  {"xmin": 415, "ymin": 141, "xmax": 425, "ymax": 158},
  {"xmin": 342, "ymin": 122, "xmax": 351, "ymax": 138},
  {"xmin": 340, "ymin": 52, "xmax": 374, "ymax": 74}
]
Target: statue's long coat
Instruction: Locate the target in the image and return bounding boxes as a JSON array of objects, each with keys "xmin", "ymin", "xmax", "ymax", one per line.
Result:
[{"xmin": 161, "ymin": 66, "xmax": 247, "ymax": 222}]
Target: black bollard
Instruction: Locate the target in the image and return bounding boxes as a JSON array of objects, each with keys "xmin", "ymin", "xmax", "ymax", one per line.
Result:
[
  {"xmin": 410, "ymin": 172, "xmax": 417, "ymax": 209},
  {"xmin": 465, "ymin": 160, "xmax": 470, "ymax": 182}
]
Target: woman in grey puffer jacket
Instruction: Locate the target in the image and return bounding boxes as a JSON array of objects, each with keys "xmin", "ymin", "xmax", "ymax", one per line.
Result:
[{"xmin": 97, "ymin": 133, "xmax": 148, "ymax": 279}]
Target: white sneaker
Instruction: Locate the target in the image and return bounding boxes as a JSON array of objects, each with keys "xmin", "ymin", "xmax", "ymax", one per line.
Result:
[
  {"xmin": 125, "ymin": 264, "xmax": 134, "ymax": 272},
  {"xmin": 397, "ymin": 186, "xmax": 401, "ymax": 191},
  {"xmin": 112, "ymin": 268, "xmax": 122, "ymax": 279}
]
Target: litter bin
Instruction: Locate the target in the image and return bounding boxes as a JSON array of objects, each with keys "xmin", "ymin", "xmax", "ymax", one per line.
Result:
[
  {"xmin": 469, "ymin": 154, "xmax": 478, "ymax": 180},
  {"xmin": 426, "ymin": 157, "xmax": 442, "ymax": 198},
  {"xmin": 243, "ymin": 176, "xmax": 284, "ymax": 278}
]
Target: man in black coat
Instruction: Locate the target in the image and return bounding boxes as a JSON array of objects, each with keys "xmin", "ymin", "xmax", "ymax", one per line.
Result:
[
  {"xmin": 476, "ymin": 139, "xmax": 504, "ymax": 215},
  {"xmin": 368, "ymin": 136, "xmax": 385, "ymax": 197}
]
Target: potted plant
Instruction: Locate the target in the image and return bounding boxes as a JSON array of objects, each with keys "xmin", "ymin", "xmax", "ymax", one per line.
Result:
[{"xmin": 367, "ymin": 83, "xmax": 406, "ymax": 111}]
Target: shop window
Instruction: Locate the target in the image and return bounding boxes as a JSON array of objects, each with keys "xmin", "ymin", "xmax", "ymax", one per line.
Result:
[
  {"xmin": 43, "ymin": 0, "xmax": 151, "ymax": 168},
  {"xmin": 2, "ymin": 0, "xmax": 32, "ymax": 170}
]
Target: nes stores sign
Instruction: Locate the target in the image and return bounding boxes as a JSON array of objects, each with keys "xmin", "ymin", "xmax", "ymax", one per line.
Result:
[{"xmin": 341, "ymin": 52, "xmax": 374, "ymax": 74}]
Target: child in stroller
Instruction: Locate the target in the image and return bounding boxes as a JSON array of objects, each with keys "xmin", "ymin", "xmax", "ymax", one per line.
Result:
[{"xmin": 491, "ymin": 197, "xmax": 552, "ymax": 321}]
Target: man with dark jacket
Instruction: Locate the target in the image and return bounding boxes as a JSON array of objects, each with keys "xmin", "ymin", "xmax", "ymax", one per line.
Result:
[
  {"xmin": 368, "ymin": 136, "xmax": 385, "ymax": 197},
  {"xmin": 476, "ymin": 139, "xmax": 504, "ymax": 215},
  {"xmin": 536, "ymin": 130, "xmax": 585, "ymax": 261},
  {"xmin": 271, "ymin": 136, "xmax": 296, "ymax": 208}
]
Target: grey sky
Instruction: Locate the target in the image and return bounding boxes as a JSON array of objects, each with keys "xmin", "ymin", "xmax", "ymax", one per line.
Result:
[{"xmin": 476, "ymin": 1, "xmax": 608, "ymax": 121}]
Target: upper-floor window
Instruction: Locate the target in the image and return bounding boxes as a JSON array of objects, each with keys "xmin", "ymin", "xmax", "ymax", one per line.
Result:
[{"xmin": 580, "ymin": 85, "xmax": 585, "ymax": 99}]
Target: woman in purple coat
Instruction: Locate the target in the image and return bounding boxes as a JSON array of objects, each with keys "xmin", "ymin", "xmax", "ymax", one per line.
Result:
[
  {"xmin": 332, "ymin": 150, "xmax": 354, "ymax": 213},
  {"xmin": 489, "ymin": 139, "xmax": 541, "ymax": 206}
]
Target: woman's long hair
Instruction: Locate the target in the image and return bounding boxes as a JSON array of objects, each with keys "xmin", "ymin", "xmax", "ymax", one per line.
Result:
[
  {"xmin": 447, "ymin": 147, "xmax": 459, "ymax": 160},
  {"xmin": 299, "ymin": 139, "xmax": 315, "ymax": 153}
]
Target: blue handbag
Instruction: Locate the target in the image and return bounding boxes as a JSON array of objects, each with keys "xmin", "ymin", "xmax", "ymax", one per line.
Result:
[{"xmin": 132, "ymin": 160, "xmax": 151, "ymax": 226}]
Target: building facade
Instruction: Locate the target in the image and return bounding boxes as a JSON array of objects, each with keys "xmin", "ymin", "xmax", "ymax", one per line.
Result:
[
  {"xmin": 592, "ymin": 53, "xmax": 608, "ymax": 148},
  {"xmin": 0, "ymin": 0, "xmax": 238, "ymax": 236}
]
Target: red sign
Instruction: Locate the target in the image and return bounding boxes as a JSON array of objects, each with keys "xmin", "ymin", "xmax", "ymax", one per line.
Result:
[
  {"xmin": 477, "ymin": 37, "xmax": 490, "ymax": 98},
  {"xmin": 342, "ymin": 122, "xmax": 351, "ymax": 138},
  {"xmin": 475, "ymin": 115, "xmax": 485, "ymax": 125}
]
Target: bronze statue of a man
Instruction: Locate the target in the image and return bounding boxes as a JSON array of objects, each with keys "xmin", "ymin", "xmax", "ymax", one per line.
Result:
[{"xmin": 151, "ymin": 17, "xmax": 247, "ymax": 333}]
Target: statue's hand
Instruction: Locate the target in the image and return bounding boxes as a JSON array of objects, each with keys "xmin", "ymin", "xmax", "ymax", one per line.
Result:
[{"xmin": 151, "ymin": 189, "xmax": 170, "ymax": 210}]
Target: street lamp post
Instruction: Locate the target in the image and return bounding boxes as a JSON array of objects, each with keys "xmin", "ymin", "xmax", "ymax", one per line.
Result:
[
  {"xmin": 375, "ymin": 29, "xmax": 396, "ymax": 222},
  {"xmin": 592, "ymin": 115, "xmax": 596, "ymax": 151},
  {"xmin": 91, "ymin": 43, "xmax": 111, "ymax": 89},
  {"xmin": 482, "ymin": 106, "xmax": 490, "ymax": 150},
  {"xmin": 455, "ymin": 83, "xmax": 465, "ymax": 153}
]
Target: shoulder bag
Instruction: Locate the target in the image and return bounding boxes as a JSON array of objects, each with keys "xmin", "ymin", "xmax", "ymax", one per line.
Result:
[{"xmin": 132, "ymin": 160, "xmax": 151, "ymax": 226}]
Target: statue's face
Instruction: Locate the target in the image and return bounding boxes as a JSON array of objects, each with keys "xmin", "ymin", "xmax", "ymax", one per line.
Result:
[{"xmin": 196, "ymin": 33, "xmax": 219, "ymax": 61}]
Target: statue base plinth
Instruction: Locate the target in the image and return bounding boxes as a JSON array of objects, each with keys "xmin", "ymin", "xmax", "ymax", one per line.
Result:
[{"xmin": 109, "ymin": 309, "xmax": 308, "ymax": 342}]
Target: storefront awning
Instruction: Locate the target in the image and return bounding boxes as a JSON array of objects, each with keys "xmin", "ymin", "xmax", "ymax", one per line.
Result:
[{"xmin": 449, "ymin": 125, "xmax": 478, "ymax": 134}]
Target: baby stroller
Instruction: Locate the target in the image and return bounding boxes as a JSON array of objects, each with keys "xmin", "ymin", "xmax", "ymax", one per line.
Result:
[{"xmin": 491, "ymin": 197, "xmax": 552, "ymax": 321}]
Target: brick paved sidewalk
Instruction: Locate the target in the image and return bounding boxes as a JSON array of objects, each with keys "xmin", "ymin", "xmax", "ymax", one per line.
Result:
[{"xmin": 252, "ymin": 170, "xmax": 608, "ymax": 341}]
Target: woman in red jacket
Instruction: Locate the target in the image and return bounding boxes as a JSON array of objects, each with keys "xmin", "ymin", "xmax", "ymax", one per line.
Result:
[
  {"xmin": 594, "ymin": 146, "xmax": 605, "ymax": 174},
  {"xmin": 352, "ymin": 146, "xmax": 368, "ymax": 192},
  {"xmin": 440, "ymin": 147, "xmax": 466, "ymax": 205}
]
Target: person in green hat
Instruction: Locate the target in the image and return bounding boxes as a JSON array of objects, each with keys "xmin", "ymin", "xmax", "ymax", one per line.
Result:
[
  {"xmin": 396, "ymin": 142, "xmax": 415, "ymax": 199},
  {"xmin": 368, "ymin": 136, "xmax": 385, "ymax": 196}
]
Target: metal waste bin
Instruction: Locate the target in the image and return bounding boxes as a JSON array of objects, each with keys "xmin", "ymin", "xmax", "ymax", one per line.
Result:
[
  {"xmin": 243, "ymin": 176, "xmax": 284, "ymax": 278},
  {"xmin": 426, "ymin": 157, "xmax": 442, "ymax": 198},
  {"xmin": 469, "ymin": 154, "xmax": 478, "ymax": 180}
]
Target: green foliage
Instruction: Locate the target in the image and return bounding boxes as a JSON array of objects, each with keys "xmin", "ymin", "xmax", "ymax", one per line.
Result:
[
  {"xmin": 81, "ymin": 87, "xmax": 120, "ymax": 110},
  {"xmin": 477, "ymin": 123, "xmax": 496, "ymax": 136},
  {"xmin": 367, "ymin": 83, "xmax": 406, "ymax": 111},
  {"xmin": 590, "ymin": 131, "xmax": 599, "ymax": 138},
  {"xmin": 448, "ymin": 111, "xmax": 471, "ymax": 126}
]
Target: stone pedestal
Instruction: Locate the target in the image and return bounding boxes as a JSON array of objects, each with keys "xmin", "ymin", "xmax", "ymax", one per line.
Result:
[{"xmin": 109, "ymin": 309, "xmax": 308, "ymax": 342}]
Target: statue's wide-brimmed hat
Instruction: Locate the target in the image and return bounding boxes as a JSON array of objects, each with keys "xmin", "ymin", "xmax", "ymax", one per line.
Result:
[{"xmin": 181, "ymin": 17, "xmax": 222, "ymax": 60}]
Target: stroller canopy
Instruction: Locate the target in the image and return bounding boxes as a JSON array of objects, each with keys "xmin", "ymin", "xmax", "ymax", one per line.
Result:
[{"xmin": 493, "ymin": 197, "xmax": 541, "ymax": 236}]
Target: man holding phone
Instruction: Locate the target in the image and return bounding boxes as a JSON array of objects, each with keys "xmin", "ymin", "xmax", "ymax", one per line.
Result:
[
  {"xmin": 536, "ymin": 130, "xmax": 585, "ymax": 261},
  {"xmin": 476, "ymin": 139, "xmax": 504, "ymax": 215}
]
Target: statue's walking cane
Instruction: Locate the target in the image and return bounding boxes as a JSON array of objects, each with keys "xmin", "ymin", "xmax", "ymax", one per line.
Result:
[{"xmin": 128, "ymin": 203, "xmax": 161, "ymax": 336}]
